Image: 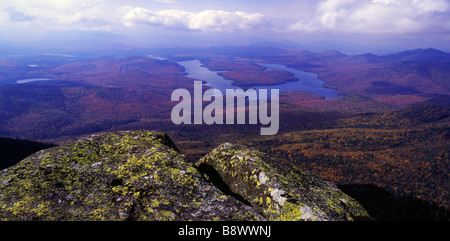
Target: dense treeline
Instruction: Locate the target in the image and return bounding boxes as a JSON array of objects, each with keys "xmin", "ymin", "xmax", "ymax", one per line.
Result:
[
  {"xmin": 251, "ymin": 126, "xmax": 449, "ymax": 208},
  {"xmin": 0, "ymin": 84, "xmax": 175, "ymax": 141}
]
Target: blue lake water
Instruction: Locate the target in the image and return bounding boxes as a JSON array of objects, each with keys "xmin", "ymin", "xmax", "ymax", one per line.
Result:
[
  {"xmin": 16, "ymin": 78, "xmax": 51, "ymax": 84},
  {"xmin": 177, "ymin": 60, "xmax": 340, "ymax": 99}
]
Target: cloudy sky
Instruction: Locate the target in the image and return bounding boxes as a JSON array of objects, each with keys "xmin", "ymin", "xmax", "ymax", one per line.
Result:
[{"xmin": 1, "ymin": 0, "xmax": 450, "ymax": 53}]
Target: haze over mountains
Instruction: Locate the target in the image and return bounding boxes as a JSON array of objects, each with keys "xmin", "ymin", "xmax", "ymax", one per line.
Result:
[{"xmin": 0, "ymin": 43, "xmax": 449, "ymax": 141}]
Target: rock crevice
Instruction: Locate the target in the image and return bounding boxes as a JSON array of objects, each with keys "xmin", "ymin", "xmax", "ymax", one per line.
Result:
[{"xmin": 197, "ymin": 142, "xmax": 372, "ymax": 221}]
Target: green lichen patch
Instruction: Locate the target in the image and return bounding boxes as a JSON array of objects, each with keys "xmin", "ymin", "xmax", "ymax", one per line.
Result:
[{"xmin": 197, "ymin": 143, "xmax": 372, "ymax": 221}]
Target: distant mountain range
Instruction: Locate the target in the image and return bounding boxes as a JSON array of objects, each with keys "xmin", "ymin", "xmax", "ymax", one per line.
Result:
[{"xmin": 273, "ymin": 48, "xmax": 450, "ymax": 106}]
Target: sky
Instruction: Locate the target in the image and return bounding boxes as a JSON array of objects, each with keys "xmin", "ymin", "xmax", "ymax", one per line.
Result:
[{"xmin": 1, "ymin": 0, "xmax": 450, "ymax": 53}]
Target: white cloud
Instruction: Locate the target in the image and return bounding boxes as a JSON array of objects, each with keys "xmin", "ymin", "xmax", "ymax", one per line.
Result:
[
  {"xmin": 289, "ymin": 0, "xmax": 450, "ymax": 34},
  {"xmin": 151, "ymin": 0, "xmax": 177, "ymax": 4},
  {"xmin": 0, "ymin": 9, "xmax": 9, "ymax": 23},
  {"xmin": 0, "ymin": 0, "xmax": 116, "ymax": 30},
  {"xmin": 1, "ymin": 0, "xmax": 449, "ymax": 40},
  {"xmin": 122, "ymin": 7, "xmax": 268, "ymax": 32},
  {"xmin": 0, "ymin": 1, "xmax": 268, "ymax": 33}
]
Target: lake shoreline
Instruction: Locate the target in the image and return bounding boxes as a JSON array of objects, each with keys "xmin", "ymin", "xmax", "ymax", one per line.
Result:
[{"xmin": 177, "ymin": 59, "xmax": 341, "ymax": 100}]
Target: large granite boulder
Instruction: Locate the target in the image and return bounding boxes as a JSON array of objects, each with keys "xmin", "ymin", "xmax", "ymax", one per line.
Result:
[{"xmin": 197, "ymin": 143, "xmax": 372, "ymax": 221}]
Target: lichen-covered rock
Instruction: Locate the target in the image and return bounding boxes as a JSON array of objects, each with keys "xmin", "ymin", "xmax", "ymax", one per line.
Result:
[
  {"xmin": 0, "ymin": 131, "xmax": 372, "ymax": 221},
  {"xmin": 197, "ymin": 143, "xmax": 372, "ymax": 221},
  {"xmin": 0, "ymin": 131, "xmax": 264, "ymax": 221}
]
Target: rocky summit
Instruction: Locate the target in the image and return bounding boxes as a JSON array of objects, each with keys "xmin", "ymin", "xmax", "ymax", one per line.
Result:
[{"xmin": 0, "ymin": 131, "xmax": 371, "ymax": 221}]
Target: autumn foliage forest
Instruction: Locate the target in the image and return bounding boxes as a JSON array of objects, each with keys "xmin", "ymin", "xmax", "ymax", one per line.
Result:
[{"xmin": 0, "ymin": 44, "xmax": 449, "ymax": 220}]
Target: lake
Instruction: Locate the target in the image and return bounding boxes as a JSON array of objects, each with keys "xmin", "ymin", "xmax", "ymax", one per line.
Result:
[
  {"xmin": 177, "ymin": 60, "xmax": 340, "ymax": 99},
  {"xmin": 16, "ymin": 78, "xmax": 51, "ymax": 84}
]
